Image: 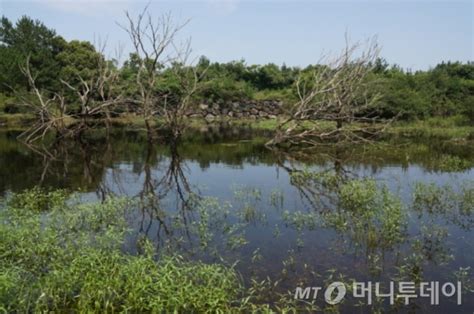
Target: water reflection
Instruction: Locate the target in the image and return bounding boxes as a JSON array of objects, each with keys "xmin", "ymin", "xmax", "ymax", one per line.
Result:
[
  {"xmin": 134, "ymin": 140, "xmax": 202, "ymax": 254},
  {"xmin": 0, "ymin": 127, "xmax": 473, "ymax": 312}
]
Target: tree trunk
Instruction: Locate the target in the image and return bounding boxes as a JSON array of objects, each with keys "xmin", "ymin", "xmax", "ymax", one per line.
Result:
[{"xmin": 145, "ymin": 118, "xmax": 154, "ymax": 143}]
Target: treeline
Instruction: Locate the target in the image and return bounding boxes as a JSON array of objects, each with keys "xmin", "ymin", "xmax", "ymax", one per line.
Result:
[{"xmin": 1, "ymin": 15, "xmax": 473, "ymax": 122}]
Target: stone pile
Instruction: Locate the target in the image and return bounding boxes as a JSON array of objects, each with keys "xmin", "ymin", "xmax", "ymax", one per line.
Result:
[{"xmin": 186, "ymin": 100, "xmax": 284, "ymax": 120}]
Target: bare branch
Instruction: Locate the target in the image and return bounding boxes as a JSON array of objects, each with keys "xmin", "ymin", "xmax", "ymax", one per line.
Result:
[
  {"xmin": 268, "ymin": 35, "xmax": 394, "ymax": 148},
  {"xmin": 119, "ymin": 6, "xmax": 195, "ymax": 139}
]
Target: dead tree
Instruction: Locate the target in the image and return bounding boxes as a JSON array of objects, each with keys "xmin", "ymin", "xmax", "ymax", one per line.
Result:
[
  {"xmin": 267, "ymin": 35, "xmax": 394, "ymax": 147},
  {"xmin": 60, "ymin": 39, "xmax": 123, "ymax": 137},
  {"xmin": 160, "ymin": 41, "xmax": 204, "ymax": 139},
  {"xmin": 18, "ymin": 42, "xmax": 123, "ymax": 143},
  {"xmin": 120, "ymin": 6, "xmax": 204, "ymax": 140},
  {"xmin": 17, "ymin": 56, "xmax": 69, "ymax": 143}
]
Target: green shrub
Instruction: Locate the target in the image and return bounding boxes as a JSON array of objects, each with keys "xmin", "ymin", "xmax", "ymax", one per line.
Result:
[
  {"xmin": 7, "ymin": 186, "xmax": 68, "ymax": 212},
  {"xmin": 0, "ymin": 189, "xmax": 242, "ymax": 313}
]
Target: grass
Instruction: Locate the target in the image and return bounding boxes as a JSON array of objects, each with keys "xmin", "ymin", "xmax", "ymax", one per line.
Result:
[
  {"xmin": 182, "ymin": 115, "xmax": 474, "ymax": 142},
  {"xmin": 1, "ymin": 177, "xmax": 473, "ymax": 312},
  {"xmin": 0, "ymin": 188, "xmax": 243, "ymax": 313},
  {"xmin": 2, "ymin": 111, "xmax": 473, "ymax": 141},
  {"xmin": 290, "ymin": 171, "xmax": 407, "ymax": 250},
  {"xmin": 388, "ymin": 115, "xmax": 474, "ymax": 141},
  {"xmin": 107, "ymin": 114, "xmax": 282, "ymax": 131},
  {"xmin": 0, "ymin": 187, "xmax": 320, "ymax": 313},
  {"xmin": 0, "ymin": 113, "xmax": 35, "ymax": 130},
  {"xmin": 413, "ymin": 181, "xmax": 474, "ymax": 217}
]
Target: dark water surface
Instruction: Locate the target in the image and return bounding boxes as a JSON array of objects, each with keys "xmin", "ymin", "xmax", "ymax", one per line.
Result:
[{"xmin": 1, "ymin": 127, "xmax": 473, "ymax": 312}]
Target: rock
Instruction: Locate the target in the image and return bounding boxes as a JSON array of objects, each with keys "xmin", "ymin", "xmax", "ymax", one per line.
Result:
[{"xmin": 195, "ymin": 100, "xmax": 283, "ymax": 119}]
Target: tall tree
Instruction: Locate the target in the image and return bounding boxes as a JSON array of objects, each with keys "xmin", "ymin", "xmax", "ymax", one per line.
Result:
[
  {"xmin": 0, "ymin": 15, "xmax": 66, "ymax": 93},
  {"xmin": 120, "ymin": 6, "xmax": 204, "ymax": 140}
]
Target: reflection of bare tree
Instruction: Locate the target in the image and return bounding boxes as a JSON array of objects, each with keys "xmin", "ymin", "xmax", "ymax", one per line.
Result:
[
  {"xmin": 136, "ymin": 139, "xmax": 200, "ymax": 252},
  {"xmin": 21, "ymin": 137, "xmax": 121, "ymax": 199},
  {"xmin": 273, "ymin": 146, "xmax": 474, "ymax": 291},
  {"xmin": 270, "ymin": 146, "xmax": 358, "ymax": 212},
  {"xmin": 270, "ymin": 145, "xmax": 408, "ymax": 282},
  {"xmin": 89, "ymin": 138, "xmax": 126, "ymax": 201},
  {"xmin": 20, "ymin": 136, "xmax": 201, "ymax": 253},
  {"xmin": 23, "ymin": 140, "xmax": 67, "ymax": 187}
]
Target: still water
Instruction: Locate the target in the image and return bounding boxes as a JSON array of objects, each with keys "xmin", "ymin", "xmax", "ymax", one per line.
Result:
[{"xmin": 1, "ymin": 127, "xmax": 473, "ymax": 312}]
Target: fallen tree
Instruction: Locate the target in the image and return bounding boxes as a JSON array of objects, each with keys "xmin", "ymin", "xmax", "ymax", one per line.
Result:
[
  {"xmin": 267, "ymin": 35, "xmax": 396, "ymax": 148},
  {"xmin": 17, "ymin": 41, "xmax": 123, "ymax": 143}
]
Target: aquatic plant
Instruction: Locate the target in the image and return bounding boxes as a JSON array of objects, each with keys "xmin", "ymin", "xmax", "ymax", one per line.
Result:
[
  {"xmin": 413, "ymin": 181, "xmax": 474, "ymax": 230},
  {"xmin": 6, "ymin": 186, "xmax": 68, "ymax": 212},
  {"xmin": 269, "ymin": 188, "xmax": 285, "ymax": 210},
  {"xmin": 282, "ymin": 210, "xmax": 319, "ymax": 232},
  {"xmin": 436, "ymin": 155, "xmax": 471, "ymax": 172},
  {"xmin": 0, "ymin": 189, "xmax": 243, "ymax": 312},
  {"xmin": 328, "ymin": 179, "xmax": 407, "ymax": 256}
]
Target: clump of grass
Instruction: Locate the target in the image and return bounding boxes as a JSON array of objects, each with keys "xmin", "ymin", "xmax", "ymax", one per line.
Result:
[
  {"xmin": 412, "ymin": 182, "xmax": 452, "ymax": 214},
  {"xmin": 282, "ymin": 210, "xmax": 318, "ymax": 232},
  {"xmin": 390, "ymin": 117, "xmax": 474, "ymax": 140},
  {"xmin": 6, "ymin": 186, "xmax": 68, "ymax": 212},
  {"xmin": 289, "ymin": 170, "xmax": 407, "ymax": 250},
  {"xmin": 333, "ymin": 178, "xmax": 407, "ymax": 249},
  {"xmin": 0, "ymin": 112, "xmax": 36, "ymax": 129},
  {"xmin": 0, "ymin": 188, "xmax": 243, "ymax": 313},
  {"xmin": 424, "ymin": 115, "xmax": 470, "ymax": 128},
  {"xmin": 436, "ymin": 154, "xmax": 471, "ymax": 172},
  {"xmin": 412, "ymin": 181, "xmax": 474, "ymax": 229},
  {"xmin": 31, "ymin": 252, "xmax": 240, "ymax": 312}
]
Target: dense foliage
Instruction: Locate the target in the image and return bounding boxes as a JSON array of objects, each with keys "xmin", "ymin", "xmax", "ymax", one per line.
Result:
[
  {"xmin": 0, "ymin": 15, "xmax": 472, "ymax": 122},
  {"xmin": 0, "ymin": 188, "xmax": 243, "ymax": 312}
]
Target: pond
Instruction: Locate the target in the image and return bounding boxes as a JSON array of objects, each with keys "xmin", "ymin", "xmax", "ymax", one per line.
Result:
[{"xmin": 1, "ymin": 126, "xmax": 473, "ymax": 312}]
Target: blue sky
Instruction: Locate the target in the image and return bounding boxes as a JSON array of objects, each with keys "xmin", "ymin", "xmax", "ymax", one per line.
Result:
[{"xmin": 1, "ymin": 0, "xmax": 473, "ymax": 69}]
